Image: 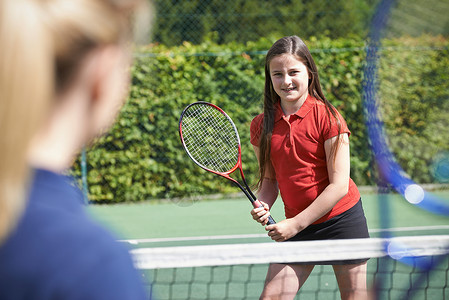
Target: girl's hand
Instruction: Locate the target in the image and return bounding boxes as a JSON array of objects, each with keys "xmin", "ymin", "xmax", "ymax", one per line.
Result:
[
  {"xmin": 250, "ymin": 200, "xmax": 272, "ymax": 226},
  {"xmin": 265, "ymin": 218, "xmax": 303, "ymax": 242}
]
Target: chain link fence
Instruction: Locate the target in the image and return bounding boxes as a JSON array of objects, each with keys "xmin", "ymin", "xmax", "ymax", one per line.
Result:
[{"xmin": 151, "ymin": 0, "xmax": 377, "ymax": 46}]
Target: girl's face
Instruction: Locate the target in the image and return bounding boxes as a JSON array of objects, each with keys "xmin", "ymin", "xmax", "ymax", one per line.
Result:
[{"xmin": 269, "ymin": 54, "xmax": 310, "ymax": 105}]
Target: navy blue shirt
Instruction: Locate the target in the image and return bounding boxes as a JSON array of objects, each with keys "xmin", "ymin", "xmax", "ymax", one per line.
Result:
[{"xmin": 0, "ymin": 169, "xmax": 149, "ymax": 300}]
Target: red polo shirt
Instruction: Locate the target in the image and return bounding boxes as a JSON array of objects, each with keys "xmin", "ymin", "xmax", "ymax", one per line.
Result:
[{"xmin": 250, "ymin": 95, "xmax": 360, "ymax": 224}]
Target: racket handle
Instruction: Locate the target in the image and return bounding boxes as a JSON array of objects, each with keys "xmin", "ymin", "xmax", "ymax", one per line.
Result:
[
  {"xmin": 253, "ymin": 200, "xmax": 276, "ymax": 225},
  {"xmin": 266, "ymin": 216, "xmax": 276, "ymax": 225}
]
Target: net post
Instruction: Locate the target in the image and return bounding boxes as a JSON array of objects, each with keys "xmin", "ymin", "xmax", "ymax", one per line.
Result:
[{"xmin": 81, "ymin": 147, "xmax": 89, "ymax": 205}]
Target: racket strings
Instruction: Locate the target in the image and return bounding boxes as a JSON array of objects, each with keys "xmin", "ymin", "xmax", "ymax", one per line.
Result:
[{"xmin": 181, "ymin": 105, "xmax": 240, "ymax": 173}]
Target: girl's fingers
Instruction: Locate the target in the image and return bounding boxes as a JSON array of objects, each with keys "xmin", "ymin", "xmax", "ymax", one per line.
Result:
[{"xmin": 251, "ymin": 207, "xmax": 271, "ymax": 224}]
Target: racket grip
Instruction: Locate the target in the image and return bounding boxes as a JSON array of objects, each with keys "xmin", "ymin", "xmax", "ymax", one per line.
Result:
[{"xmin": 253, "ymin": 200, "xmax": 276, "ymax": 225}]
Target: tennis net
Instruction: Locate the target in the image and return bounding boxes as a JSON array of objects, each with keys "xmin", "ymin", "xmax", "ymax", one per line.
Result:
[{"xmin": 130, "ymin": 235, "xmax": 449, "ymax": 300}]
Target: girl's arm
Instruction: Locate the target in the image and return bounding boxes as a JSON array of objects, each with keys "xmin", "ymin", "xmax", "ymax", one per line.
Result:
[
  {"xmin": 266, "ymin": 133, "xmax": 350, "ymax": 241},
  {"xmin": 250, "ymin": 145, "xmax": 279, "ymax": 226}
]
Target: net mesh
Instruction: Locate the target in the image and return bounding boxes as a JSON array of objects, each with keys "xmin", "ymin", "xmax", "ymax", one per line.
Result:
[
  {"xmin": 131, "ymin": 235, "xmax": 449, "ymax": 300},
  {"xmin": 180, "ymin": 103, "xmax": 240, "ymax": 173}
]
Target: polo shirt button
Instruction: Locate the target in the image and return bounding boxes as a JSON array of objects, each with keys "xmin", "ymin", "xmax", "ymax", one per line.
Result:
[{"xmin": 287, "ymin": 134, "xmax": 290, "ymax": 138}]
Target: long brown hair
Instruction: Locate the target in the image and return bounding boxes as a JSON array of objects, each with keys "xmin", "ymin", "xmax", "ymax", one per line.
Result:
[{"xmin": 257, "ymin": 36, "xmax": 342, "ymax": 189}]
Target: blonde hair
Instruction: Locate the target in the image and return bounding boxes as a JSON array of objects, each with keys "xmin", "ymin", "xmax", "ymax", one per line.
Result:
[{"xmin": 0, "ymin": 0, "xmax": 149, "ymax": 243}]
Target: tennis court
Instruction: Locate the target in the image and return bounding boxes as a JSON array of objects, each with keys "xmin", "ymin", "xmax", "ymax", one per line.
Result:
[
  {"xmin": 89, "ymin": 190, "xmax": 449, "ymax": 299},
  {"xmin": 89, "ymin": 191, "xmax": 449, "ymax": 243}
]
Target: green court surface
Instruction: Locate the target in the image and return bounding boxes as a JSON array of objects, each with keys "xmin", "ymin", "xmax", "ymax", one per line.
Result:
[
  {"xmin": 89, "ymin": 191, "xmax": 449, "ymax": 243},
  {"xmin": 89, "ymin": 191, "xmax": 449, "ymax": 300}
]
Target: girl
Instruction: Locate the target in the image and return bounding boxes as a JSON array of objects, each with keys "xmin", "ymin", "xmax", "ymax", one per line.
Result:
[
  {"xmin": 0, "ymin": 0, "xmax": 151, "ymax": 299},
  {"xmin": 250, "ymin": 36, "xmax": 370, "ymax": 299}
]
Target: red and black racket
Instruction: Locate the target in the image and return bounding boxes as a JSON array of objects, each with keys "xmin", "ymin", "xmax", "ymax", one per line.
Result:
[{"xmin": 179, "ymin": 101, "xmax": 276, "ymax": 225}]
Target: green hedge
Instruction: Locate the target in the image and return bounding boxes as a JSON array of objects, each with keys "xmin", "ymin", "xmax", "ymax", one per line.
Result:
[
  {"xmin": 378, "ymin": 36, "xmax": 449, "ymax": 183},
  {"xmin": 72, "ymin": 36, "xmax": 449, "ymax": 203}
]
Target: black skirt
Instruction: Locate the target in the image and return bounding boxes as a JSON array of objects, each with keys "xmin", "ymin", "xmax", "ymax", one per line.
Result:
[{"xmin": 285, "ymin": 199, "xmax": 370, "ymax": 265}]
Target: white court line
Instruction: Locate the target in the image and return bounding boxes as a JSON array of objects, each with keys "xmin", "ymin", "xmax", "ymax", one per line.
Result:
[
  {"xmin": 120, "ymin": 225, "xmax": 449, "ymax": 245},
  {"xmin": 369, "ymin": 225, "xmax": 449, "ymax": 233},
  {"xmin": 120, "ymin": 234, "xmax": 268, "ymax": 245}
]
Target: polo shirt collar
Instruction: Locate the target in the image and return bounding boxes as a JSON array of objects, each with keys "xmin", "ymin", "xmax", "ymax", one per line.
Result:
[{"xmin": 274, "ymin": 95, "xmax": 316, "ymax": 122}]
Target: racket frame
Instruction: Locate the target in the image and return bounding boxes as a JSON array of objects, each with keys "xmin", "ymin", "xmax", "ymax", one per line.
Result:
[{"xmin": 179, "ymin": 101, "xmax": 275, "ymax": 225}]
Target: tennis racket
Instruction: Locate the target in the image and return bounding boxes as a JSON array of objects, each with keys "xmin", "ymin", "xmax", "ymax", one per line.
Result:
[{"xmin": 179, "ymin": 101, "xmax": 276, "ymax": 225}]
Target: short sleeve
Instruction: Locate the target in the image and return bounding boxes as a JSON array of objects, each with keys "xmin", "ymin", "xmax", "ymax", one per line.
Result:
[
  {"xmin": 321, "ymin": 107, "xmax": 350, "ymax": 140},
  {"xmin": 250, "ymin": 114, "xmax": 264, "ymax": 146}
]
